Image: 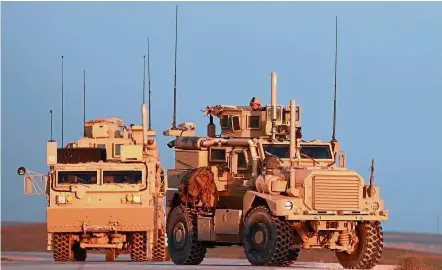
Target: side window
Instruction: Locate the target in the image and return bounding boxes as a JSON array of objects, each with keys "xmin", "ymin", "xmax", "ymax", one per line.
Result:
[
  {"xmin": 231, "ymin": 116, "xmax": 241, "ymax": 131},
  {"xmin": 97, "ymin": 144, "xmax": 106, "ymax": 149},
  {"xmin": 113, "ymin": 144, "xmax": 123, "ymax": 157},
  {"xmin": 210, "ymin": 148, "xmax": 227, "ymax": 163},
  {"xmin": 220, "ymin": 115, "xmax": 229, "ymax": 128},
  {"xmin": 248, "ymin": 116, "xmax": 260, "ymax": 129},
  {"xmin": 237, "ymin": 152, "xmax": 247, "ymax": 169},
  {"xmin": 58, "ymin": 171, "xmax": 98, "ymax": 185}
]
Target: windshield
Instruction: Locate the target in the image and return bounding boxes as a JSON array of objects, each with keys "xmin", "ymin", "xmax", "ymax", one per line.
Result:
[
  {"xmin": 300, "ymin": 145, "xmax": 332, "ymax": 159},
  {"xmin": 103, "ymin": 171, "xmax": 143, "ymax": 184},
  {"xmin": 262, "ymin": 145, "xmax": 290, "ymax": 158},
  {"xmin": 262, "ymin": 144, "xmax": 332, "ymax": 159},
  {"xmin": 58, "ymin": 171, "xmax": 98, "ymax": 185}
]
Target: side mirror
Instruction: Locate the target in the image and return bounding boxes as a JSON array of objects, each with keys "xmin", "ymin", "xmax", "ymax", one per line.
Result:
[
  {"xmin": 25, "ymin": 176, "xmax": 33, "ymax": 195},
  {"xmin": 17, "ymin": 167, "xmax": 26, "ymax": 176},
  {"xmin": 338, "ymin": 151, "xmax": 346, "ymax": 168}
]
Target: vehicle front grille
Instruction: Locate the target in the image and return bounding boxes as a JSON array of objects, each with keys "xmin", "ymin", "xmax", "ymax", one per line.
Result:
[{"xmin": 312, "ymin": 175, "xmax": 360, "ymax": 210}]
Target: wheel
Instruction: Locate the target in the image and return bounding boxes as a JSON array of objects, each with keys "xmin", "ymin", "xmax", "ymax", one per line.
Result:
[
  {"xmin": 336, "ymin": 221, "xmax": 384, "ymax": 269},
  {"xmin": 167, "ymin": 206, "xmax": 206, "ymax": 265},
  {"xmin": 242, "ymin": 206, "xmax": 293, "ymax": 266},
  {"xmin": 151, "ymin": 230, "xmax": 168, "ymax": 261},
  {"xmin": 286, "ymin": 248, "xmax": 300, "ymax": 265},
  {"xmin": 72, "ymin": 242, "xmax": 87, "ymax": 261},
  {"xmin": 53, "ymin": 233, "xmax": 73, "ymax": 261},
  {"xmin": 105, "ymin": 249, "xmax": 117, "ymax": 262},
  {"xmin": 130, "ymin": 232, "xmax": 149, "ymax": 262}
]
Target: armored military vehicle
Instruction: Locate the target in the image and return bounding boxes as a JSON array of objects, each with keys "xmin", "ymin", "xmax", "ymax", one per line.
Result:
[
  {"xmin": 17, "ymin": 104, "xmax": 169, "ymax": 262},
  {"xmin": 163, "ymin": 72, "xmax": 388, "ymax": 269}
]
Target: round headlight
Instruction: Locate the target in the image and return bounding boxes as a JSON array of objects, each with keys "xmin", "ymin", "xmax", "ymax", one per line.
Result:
[
  {"xmin": 372, "ymin": 202, "xmax": 380, "ymax": 211},
  {"xmin": 133, "ymin": 195, "xmax": 141, "ymax": 203},
  {"xmin": 284, "ymin": 201, "xmax": 293, "ymax": 210},
  {"xmin": 57, "ymin": 195, "xmax": 66, "ymax": 204},
  {"xmin": 126, "ymin": 194, "xmax": 133, "ymax": 202},
  {"xmin": 66, "ymin": 194, "xmax": 73, "ymax": 202}
]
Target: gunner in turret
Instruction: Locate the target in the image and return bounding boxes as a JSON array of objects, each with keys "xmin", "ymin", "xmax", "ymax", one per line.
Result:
[{"xmin": 250, "ymin": 97, "xmax": 265, "ymax": 111}]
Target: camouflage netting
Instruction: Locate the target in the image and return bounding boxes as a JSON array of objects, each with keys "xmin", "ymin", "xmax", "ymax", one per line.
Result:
[{"xmin": 179, "ymin": 167, "xmax": 217, "ymax": 209}]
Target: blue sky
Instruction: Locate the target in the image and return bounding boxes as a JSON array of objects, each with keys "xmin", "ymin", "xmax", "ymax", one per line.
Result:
[{"xmin": 1, "ymin": 2, "xmax": 442, "ymax": 234}]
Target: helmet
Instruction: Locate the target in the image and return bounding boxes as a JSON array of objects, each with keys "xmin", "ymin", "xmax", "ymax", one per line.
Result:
[{"xmin": 250, "ymin": 97, "xmax": 262, "ymax": 107}]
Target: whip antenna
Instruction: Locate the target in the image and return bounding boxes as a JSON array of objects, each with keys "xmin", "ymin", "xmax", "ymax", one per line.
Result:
[
  {"xmin": 172, "ymin": 5, "xmax": 178, "ymax": 129},
  {"xmin": 332, "ymin": 16, "xmax": 338, "ymax": 142}
]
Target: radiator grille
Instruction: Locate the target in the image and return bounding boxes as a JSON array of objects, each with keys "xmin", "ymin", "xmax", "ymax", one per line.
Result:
[{"xmin": 312, "ymin": 176, "xmax": 360, "ymax": 210}]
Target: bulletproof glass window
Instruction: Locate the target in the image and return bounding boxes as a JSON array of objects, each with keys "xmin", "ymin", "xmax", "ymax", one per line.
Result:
[
  {"xmin": 97, "ymin": 144, "xmax": 106, "ymax": 149},
  {"xmin": 237, "ymin": 152, "xmax": 247, "ymax": 169},
  {"xmin": 231, "ymin": 116, "xmax": 241, "ymax": 131},
  {"xmin": 300, "ymin": 145, "xmax": 332, "ymax": 159},
  {"xmin": 58, "ymin": 171, "xmax": 98, "ymax": 185},
  {"xmin": 103, "ymin": 171, "xmax": 143, "ymax": 184},
  {"xmin": 114, "ymin": 144, "xmax": 123, "ymax": 157},
  {"xmin": 248, "ymin": 116, "xmax": 260, "ymax": 129},
  {"xmin": 262, "ymin": 144, "xmax": 290, "ymax": 159},
  {"xmin": 210, "ymin": 148, "xmax": 227, "ymax": 162},
  {"xmin": 220, "ymin": 115, "xmax": 229, "ymax": 128}
]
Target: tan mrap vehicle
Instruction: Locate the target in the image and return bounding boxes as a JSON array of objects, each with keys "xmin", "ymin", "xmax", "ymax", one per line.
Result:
[
  {"xmin": 17, "ymin": 104, "xmax": 169, "ymax": 262},
  {"xmin": 163, "ymin": 72, "xmax": 388, "ymax": 268}
]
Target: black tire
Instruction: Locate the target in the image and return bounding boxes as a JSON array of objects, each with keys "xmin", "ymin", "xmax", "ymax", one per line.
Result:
[
  {"xmin": 242, "ymin": 206, "xmax": 293, "ymax": 266},
  {"xmin": 151, "ymin": 230, "xmax": 168, "ymax": 261},
  {"xmin": 105, "ymin": 249, "xmax": 117, "ymax": 262},
  {"xmin": 336, "ymin": 221, "xmax": 384, "ymax": 269},
  {"xmin": 72, "ymin": 242, "xmax": 87, "ymax": 261},
  {"xmin": 53, "ymin": 233, "xmax": 73, "ymax": 262},
  {"xmin": 130, "ymin": 232, "xmax": 149, "ymax": 262},
  {"xmin": 167, "ymin": 206, "xmax": 206, "ymax": 265},
  {"xmin": 286, "ymin": 248, "xmax": 301, "ymax": 265}
]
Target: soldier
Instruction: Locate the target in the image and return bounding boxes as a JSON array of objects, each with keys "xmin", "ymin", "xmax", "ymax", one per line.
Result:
[{"xmin": 250, "ymin": 97, "xmax": 265, "ymax": 111}]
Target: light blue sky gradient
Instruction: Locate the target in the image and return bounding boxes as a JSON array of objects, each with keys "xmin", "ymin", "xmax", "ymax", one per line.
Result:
[{"xmin": 1, "ymin": 2, "xmax": 442, "ymax": 234}]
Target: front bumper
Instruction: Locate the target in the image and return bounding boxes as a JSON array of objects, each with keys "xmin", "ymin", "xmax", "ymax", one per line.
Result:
[{"xmin": 47, "ymin": 207, "xmax": 154, "ymax": 233}]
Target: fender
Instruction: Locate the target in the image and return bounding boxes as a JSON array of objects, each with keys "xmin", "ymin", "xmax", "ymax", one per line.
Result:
[{"xmin": 243, "ymin": 191, "xmax": 277, "ymax": 217}]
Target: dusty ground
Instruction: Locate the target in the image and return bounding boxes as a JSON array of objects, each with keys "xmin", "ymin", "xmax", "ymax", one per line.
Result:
[{"xmin": 2, "ymin": 222, "xmax": 442, "ymax": 268}]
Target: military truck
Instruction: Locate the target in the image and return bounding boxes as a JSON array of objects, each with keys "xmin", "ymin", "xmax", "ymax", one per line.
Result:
[
  {"xmin": 17, "ymin": 104, "xmax": 169, "ymax": 262},
  {"xmin": 163, "ymin": 72, "xmax": 388, "ymax": 268}
]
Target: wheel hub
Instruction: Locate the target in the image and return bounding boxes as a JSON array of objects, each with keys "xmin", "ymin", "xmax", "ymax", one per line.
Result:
[
  {"xmin": 173, "ymin": 222, "xmax": 186, "ymax": 249},
  {"xmin": 251, "ymin": 223, "xmax": 268, "ymax": 250}
]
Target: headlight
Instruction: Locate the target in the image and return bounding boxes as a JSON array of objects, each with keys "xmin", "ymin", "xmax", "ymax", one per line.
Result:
[
  {"xmin": 66, "ymin": 194, "xmax": 73, "ymax": 202},
  {"xmin": 372, "ymin": 201, "xmax": 380, "ymax": 211},
  {"xmin": 133, "ymin": 195, "xmax": 141, "ymax": 203},
  {"xmin": 126, "ymin": 194, "xmax": 133, "ymax": 202},
  {"xmin": 57, "ymin": 195, "xmax": 66, "ymax": 204},
  {"xmin": 284, "ymin": 201, "xmax": 293, "ymax": 210}
]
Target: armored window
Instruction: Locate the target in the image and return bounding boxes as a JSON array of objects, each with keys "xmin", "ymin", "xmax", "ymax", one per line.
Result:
[
  {"xmin": 300, "ymin": 145, "xmax": 332, "ymax": 159},
  {"xmin": 97, "ymin": 144, "xmax": 106, "ymax": 149},
  {"xmin": 231, "ymin": 116, "xmax": 241, "ymax": 131},
  {"xmin": 103, "ymin": 171, "xmax": 143, "ymax": 184},
  {"xmin": 237, "ymin": 152, "xmax": 247, "ymax": 169},
  {"xmin": 262, "ymin": 145, "xmax": 290, "ymax": 159},
  {"xmin": 113, "ymin": 144, "xmax": 123, "ymax": 157},
  {"xmin": 57, "ymin": 171, "xmax": 98, "ymax": 185},
  {"xmin": 220, "ymin": 115, "xmax": 229, "ymax": 128},
  {"xmin": 210, "ymin": 148, "xmax": 226, "ymax": 162},
  {"xmin": 248, "ymin": 116, "xmax": 260, "ymax": 129}
]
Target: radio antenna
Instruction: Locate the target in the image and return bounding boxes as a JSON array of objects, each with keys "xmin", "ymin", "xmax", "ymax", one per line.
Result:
[
  {"xmin": 147, "ymin": 37, "xmax": 152, "ymax": 130},
  {"xmin": 172, "ymin": 5, "xmax": 178, "ymax": 129},
  {"xmin": 61, "ymin": 55, "xmax": 64, "ymax": 146},
  {"xmin": 143, "ymin": 54, "xmax": 146, "ymax": 104},
  {"xmin": 332, "ymin": 16, "xmax": 338, "ymax": 143},
  {"xmin": 83, "ymin": 69, "xmax": 86, "ymax": 137},
  {"xmin": 50, "ymin": 110, "xmax": 53, "ymax": 141}
]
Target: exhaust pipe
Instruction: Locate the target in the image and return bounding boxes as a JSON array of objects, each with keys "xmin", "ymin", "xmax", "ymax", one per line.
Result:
[
  {"xmin": 288, "ymin": 99, "xmax": 300, "ymax": 197},
  {"xmin": 271, "ymin": 72, "xmax": 277, "ymax": 141}
]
